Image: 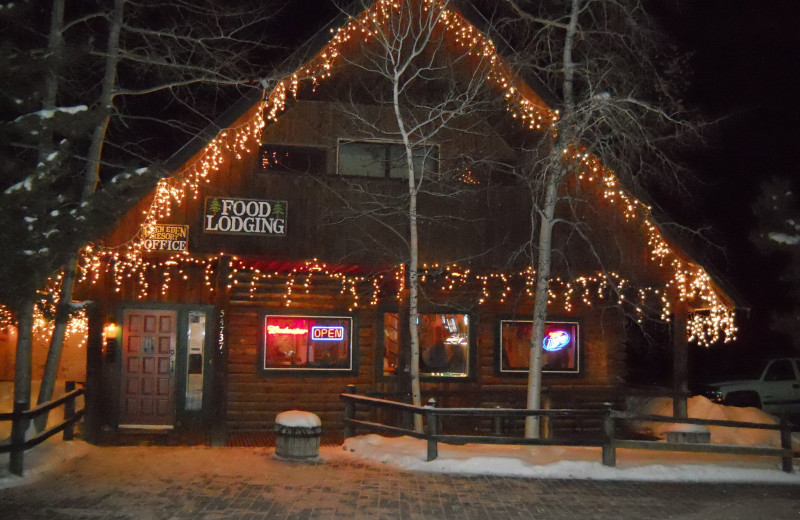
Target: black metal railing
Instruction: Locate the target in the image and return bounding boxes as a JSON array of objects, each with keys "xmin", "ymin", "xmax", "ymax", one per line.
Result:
[
  {"xmin": 0, "ymin": 381, "xmax": 85, "ymax": 475},
  {"xmin": 341, "ymin": 385, "xmax": 795, "ymax": 472}
]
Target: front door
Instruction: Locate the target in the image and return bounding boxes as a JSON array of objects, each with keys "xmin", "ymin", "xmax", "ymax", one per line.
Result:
[{"xmin": 120, "ymin": 309, "xmax": 177, "ymax": 427}]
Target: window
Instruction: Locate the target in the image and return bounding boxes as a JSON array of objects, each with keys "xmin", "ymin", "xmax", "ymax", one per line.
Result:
[
  {"xmin": 338, "ymin": 140, "xmax": 438, "ymax": 179},
  {"xmin": 263, "ymin": 315, "xmax": 353, "ymax": 371},
  {"xmin": 764, "ymin": 360, "xmax": 797, "ymax": 381},
  {"xmin": 499, "ymin": 320, "xmax": 580, "ymax": 374},
  {"xmin": 260, "ymin": 143, "xmax": 326, "ymax": 174},
  {"xmin": 185, "ymin": 311, "xmax": 207, "ymax": 411},
  {"xmin": 383, "ymin": 312, "xmax": 469, "ymax": 378}
]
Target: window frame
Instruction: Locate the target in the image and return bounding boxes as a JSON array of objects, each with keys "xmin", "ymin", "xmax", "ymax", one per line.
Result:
[
  {"xmin": 379, "ymin": 310, "xmax": 475, "ymax": 381},
  {"xmin": 336, "ymin": 139, "xmax": 439, "ymax": 179},
  {"xmin": 259, "ymin": 311, "xmax": 358, "ymax": 376},
  {"xmin": 496, "ymin": 319, "xmax": 582, "ymax": 376}
]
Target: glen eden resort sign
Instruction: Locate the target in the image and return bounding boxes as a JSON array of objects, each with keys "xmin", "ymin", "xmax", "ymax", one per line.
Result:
[
  {"xmin": 204, "ymin": 197, "xmax": 287, "ymax": 237},
  {"xmin": 142, "ymin": 224, "xmax": 189, "ymax": 251}
]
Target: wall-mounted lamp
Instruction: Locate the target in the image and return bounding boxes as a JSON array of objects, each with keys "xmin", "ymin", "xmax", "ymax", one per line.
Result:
[
  {"xmin": 103, "ymin": 322, "xmax": 118, "ymax": 341},
  {"xmin": 103, "ymin": 322, "xmax": 118, "ymax": 362}
]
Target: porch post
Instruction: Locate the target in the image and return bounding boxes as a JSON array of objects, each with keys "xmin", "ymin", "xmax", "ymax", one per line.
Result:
[
  {"xmin": 210, "ymin": 255, "xmax": 231, "ymax": 446},
  {"xmin": 672, "ymin": 301, "xmax": 689, "ymax": 418},
  {"xmin": 83, "ymin": 302, "xmax": 103, "ymax": 443}
]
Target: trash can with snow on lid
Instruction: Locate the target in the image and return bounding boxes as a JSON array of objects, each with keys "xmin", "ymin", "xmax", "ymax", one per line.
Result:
[{"xmin": 274, "ymin": 410, "xmax": 322, "ymax": 459}]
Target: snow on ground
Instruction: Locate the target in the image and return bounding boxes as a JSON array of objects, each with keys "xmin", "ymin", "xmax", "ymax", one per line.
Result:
[
  {"xmin": 340, "ymin": 395, "xmax": 799, "ymax": 483},
  {"xmin": 341, "ymin": 434, "xmax": 799, "ymax": 484},
  {"xmin": 625, "ymin": 394, "xmax": 796, "ymax": 448},
  {"xmin": 2, "ymin": 382, "xmax": 798, "ymax": 488}
]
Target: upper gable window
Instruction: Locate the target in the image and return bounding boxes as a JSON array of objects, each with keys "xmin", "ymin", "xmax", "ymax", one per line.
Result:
[
  {"xmin": 260, "ymin": 143, "xmax": 326, "ymax": 175},
  {"xmin": 337, "ymin": 140, "xmax": 438, "ymax": 179}
]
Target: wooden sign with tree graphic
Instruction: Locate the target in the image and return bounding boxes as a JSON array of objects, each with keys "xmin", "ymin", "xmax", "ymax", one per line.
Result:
[{"xmin": 203, "ymin": 197, "xmax": 287, "ymax": 236}]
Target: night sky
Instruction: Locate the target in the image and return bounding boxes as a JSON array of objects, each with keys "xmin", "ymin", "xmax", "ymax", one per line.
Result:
[{"xmin": 657, "ymin": 1, "xmax": 800, "ymax": 367}]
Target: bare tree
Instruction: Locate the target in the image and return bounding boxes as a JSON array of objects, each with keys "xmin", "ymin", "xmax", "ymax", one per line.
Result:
[
  {"xmin": 495, "ymin": 0, "xmax": 703, "ymax": 437},
  {"xmin": 0, "ymin": 0, "xmax": 279, "ymax": 432},
  {"xmin": 316, "ymin": 0, "xmax": 501, "ymax": 431}
]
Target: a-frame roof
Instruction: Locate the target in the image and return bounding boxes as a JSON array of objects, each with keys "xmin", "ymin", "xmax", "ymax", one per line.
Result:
[{"xmin": 98, "ymin": 0, "xmax": 743, "ymax": 345}]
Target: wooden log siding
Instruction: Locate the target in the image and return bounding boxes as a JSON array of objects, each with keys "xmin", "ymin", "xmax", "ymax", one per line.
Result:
[
  {"xmin": 225, "ymin": 308, "xmax": 374, "ymax": 433},
  {"xmin": 224, "ymin": 265, "xmax": 628, "ymax": 433}
]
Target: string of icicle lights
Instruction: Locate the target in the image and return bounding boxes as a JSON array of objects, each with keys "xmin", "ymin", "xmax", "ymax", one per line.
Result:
[
  {"xmin": 58, "ymin": 0, "xmax": 734, "ymax": 345},
  {"xmin": 0, "ymin": 275, "xmax": 89, "ymax": 347}
]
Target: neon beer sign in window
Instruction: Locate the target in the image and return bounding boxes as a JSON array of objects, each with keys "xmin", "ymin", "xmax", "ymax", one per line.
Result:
[
  {"xmin": 264, "ymin": 315, "xmax": 352, "ymax": 371},
  {"xmin": 543, "ymin": 330, "xmax": 571, "ymax": 352},
  {"xmin": 499, "ymin": 320, "xmax": 580, "ymax": 374},
  {"xmin": 311, "ymin": 326, "xmax": 345, "ymax": 341}
]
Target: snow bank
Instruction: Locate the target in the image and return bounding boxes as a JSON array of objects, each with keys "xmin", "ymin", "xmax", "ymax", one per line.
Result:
[
  {"xmin": 341, "ymin": 434, "xmax": 800, "ymax": 483},
  {"xmin": 625, "ymin": 395, "xmax": 798, "ymax": 448},
  {"xmin": 0, "ymin": 437, "xmax": 90, "ymax": 489},
  {"xmin": 275, "ymin": 410, "xmax": 321, "ymax": 428}
]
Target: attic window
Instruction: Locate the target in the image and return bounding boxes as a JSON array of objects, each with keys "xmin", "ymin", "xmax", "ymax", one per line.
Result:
[
  {"xmin": 337, "ymin": 140, "xmax": 438, "ymax": 179},
  {"xmin": 260, "ymin": 143, "xmax": 326, "ymax": 175}
]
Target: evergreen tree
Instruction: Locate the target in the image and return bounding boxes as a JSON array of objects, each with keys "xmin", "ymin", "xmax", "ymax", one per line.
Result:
[{"xmin": 752, "ymin": 178, "xmax": 800, "ymax": 350}]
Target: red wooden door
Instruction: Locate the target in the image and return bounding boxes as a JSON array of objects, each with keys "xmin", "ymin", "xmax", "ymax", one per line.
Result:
[{"xmin": 120, "ymin": 310, "xmax": 177, "ymax": 427}]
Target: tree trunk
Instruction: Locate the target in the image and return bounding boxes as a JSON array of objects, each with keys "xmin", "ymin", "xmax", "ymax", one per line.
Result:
[
  {"xmin": 38, "ymin": 0, "xmax": 65, "ymax": 164},
  {"xmin": 34, "ymin": 0, "xmax": 124, "ymax": 431},
  {"xmin": 525, "ymin": 171, "xmax": 559, "ymax": 438},
  {"xmin": 34, "ymin": 254, "xmax": 78, "ymax": 432},
  {"xmin": 393, "ymin": 78, "xmax": 424, "ymax": 433},
  {"xmin": 81, "ymin": 0, "xmax": 124, "ymax": 201},
  {"xmin": 13, "ymin": 297, "xmax": 35, "ymax": 427},
  {"xmin": 524, "ymin": 0, "xmax": 579, "ymax": 439}
]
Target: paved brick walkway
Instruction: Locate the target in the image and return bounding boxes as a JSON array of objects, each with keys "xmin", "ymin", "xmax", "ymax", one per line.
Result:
[{"xmin": 2, "ymin": 445, "xmax": 798, "ymax": 519}]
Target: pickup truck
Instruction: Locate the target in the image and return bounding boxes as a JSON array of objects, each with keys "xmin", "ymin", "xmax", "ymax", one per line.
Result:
[{"xmin": 703, "ymin": 357, "xmax": 800, "ymax": 416}]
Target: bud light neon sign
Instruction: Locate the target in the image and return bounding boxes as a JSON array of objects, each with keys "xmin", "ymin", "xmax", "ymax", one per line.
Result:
[{"xmin": 543, "ymin": 330, "xmax": 571, "ymax": 352}]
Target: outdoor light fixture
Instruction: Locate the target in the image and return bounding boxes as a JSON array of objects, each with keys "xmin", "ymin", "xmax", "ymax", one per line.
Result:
[
  {"xmin": 103, "ymin": 322, "xmax": 118, "ymax": 341},
  {"xmin": 102, "ymin": 322, "xmax": 118, "ymax": 361}
]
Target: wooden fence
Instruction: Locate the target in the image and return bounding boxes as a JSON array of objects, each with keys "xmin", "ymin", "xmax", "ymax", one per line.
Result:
[
  {"xmin": 341, "ymin": 386, "xmax": 795, "ymax": 473},
  {"xmin": 0, "ymin": 381, "xmax": 85, "ymax": 476}
]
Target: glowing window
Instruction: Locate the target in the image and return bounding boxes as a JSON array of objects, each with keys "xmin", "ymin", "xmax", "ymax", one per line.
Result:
[
  {"xmin": 383, "ymin": 313, "xmax": 469, "ymax": 378},
  {"xmin": 499, "ymin": 320, "xmax": 580, "ymax": 374},
  {"xmin": 264, "ymin": 315, "xmax": 352, "ymax": 371}
]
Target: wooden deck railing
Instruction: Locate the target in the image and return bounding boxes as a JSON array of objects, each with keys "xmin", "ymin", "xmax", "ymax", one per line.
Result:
[
  {"xmin": 341, "ymin": 385, "xmax": 795, "ymax": 472},
  {"xmin": 605, "ymin": 410, "xmax": 795, "ymax": 473},
  {"xmin": 0, "ymin": 381, "xmax": 85, "ymax": 476}
]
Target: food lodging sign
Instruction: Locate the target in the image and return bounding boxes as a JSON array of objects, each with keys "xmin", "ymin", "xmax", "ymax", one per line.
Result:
[
  {"xmin": 204, "ymin": 197, "xmax": 287, "ymax": 237},
  {"xmin": 142, "ymin": 224, "xmax": 189, "ymax": 251}
]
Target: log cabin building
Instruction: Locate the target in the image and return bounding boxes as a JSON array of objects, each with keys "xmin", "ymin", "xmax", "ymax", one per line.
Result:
[{"xmin": 76, "ymin": 0, "xmax": 741, "ymax": 444}]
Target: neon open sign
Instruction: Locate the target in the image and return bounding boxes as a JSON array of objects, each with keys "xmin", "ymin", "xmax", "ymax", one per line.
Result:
[
  {"xmin": 311, "ymin": 326, "xmax": 345, "ymax": 341},
  {"xmin": 543, "ymin": 330, "xmax": 571, "ymax": 352}
]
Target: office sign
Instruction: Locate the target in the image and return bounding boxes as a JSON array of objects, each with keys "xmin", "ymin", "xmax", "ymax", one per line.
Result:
[{"xmin": 142, "ymin": 224, "xmax": 189, "ymax": 251}]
